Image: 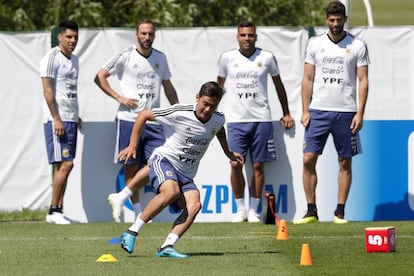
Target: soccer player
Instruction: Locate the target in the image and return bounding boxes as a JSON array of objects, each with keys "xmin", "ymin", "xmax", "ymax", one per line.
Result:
[
  {"xmin": 40, "ymin": 20, "xmax": 80, "ymax": 224},
  {"xmin": 118, "ymin": 81, "xmax": 244, "ymax": 258},
  {"xmin": 94, "ymin": 18, "xmax": 178, "ymax": 222},
  {"xmin": 294, "ymin": 1, "xmax": 369, "ymax": 224},
  {"xmin": 217, "ymin": 22, "xmax": 294, "ymax": 223}
]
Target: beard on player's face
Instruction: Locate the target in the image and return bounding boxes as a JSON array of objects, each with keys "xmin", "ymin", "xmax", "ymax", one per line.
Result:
[{"xmin": 330, "ymin": 25, "xmax": 344, "ymax": 35}]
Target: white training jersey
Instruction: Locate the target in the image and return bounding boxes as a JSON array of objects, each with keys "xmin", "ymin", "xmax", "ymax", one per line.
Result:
[
  {"xmin": 306, "ymin": 32, "xmax": 369, "ymax": 112},
  {"xmin": 217, "ymin": 48, "xmax": 280, "ymax": 122},
  {"xmin": 102, "ymin": 45, "xmax": 172, "ymax": 122},
  {"xmin": 39, "ymin": 46, "xmax": 79, "ymax": 122},
  {"xmin": 150, "ymin": 104, "xmax": 225, "ymax": 179}
]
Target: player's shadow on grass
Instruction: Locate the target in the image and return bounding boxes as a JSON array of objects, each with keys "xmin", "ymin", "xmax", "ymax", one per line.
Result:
[
  {"xmin": 121, "ymin": 250, "xmax": 281, "ymax": 258},
  {"xmin": 187, "ymin": 250, "xmax": 281, "ymax": 256},
  {"xmin": 187, "ymin": 252, "xmax": 224, "ymax": 256}
]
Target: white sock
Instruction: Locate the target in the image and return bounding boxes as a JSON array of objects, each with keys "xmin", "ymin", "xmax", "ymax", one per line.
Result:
[
  {"xmin": 133, "ymin": 202, "xmax": 142, "ymax": 216},
  {"xmin": 128, "ymin": 214, "xmax": 146, "ymax": 233},
  {"xmin": 160, "ymin": 233, "xmax": 179, "ymax": 249},
  {"xmin": 118, "ymin": 186, "xmax": 133, "ymax": 202},
  {"xmin": 250, "ymin": 197, "xmax": 260, "ymax": 212},
  {"xmin": 235, "ymin": 198, "xmax": 246, "ymax": 212}
]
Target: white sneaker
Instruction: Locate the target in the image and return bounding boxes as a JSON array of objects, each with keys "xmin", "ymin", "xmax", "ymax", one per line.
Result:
[
  {"xmin": 46, "ymin": 212, "xmax": 71, "ymax": 225},
  {"xmin": 108, "ymin": 193, "xmax": 123, "ymax": 223},
  {"xmin": 231, "ymin": 210, "xmax": 247, "ymax": 223},
  {"xmin": 247, "ymin": 210, "xmax": 261, "ymax": 223}
]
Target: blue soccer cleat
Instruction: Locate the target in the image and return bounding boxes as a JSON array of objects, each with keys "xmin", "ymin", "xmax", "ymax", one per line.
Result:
[
  {"xmin": 120, "ymin": 230, "xmax": 137, "ymax": 254},
  {"xmin": 155, "ymin": 246, "xmax": 188, "ymax": 258}
]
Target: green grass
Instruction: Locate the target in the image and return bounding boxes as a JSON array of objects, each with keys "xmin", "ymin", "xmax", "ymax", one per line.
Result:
[
  {"xmin": 0, "ymin": 220, "xmax": 412, "ymax": 275},
  {"xmin": 0, "ymin": 209, "xmax": 48, "ymax": 222},
  {"xmin": 323, "ymin": 0, "xmax": 414, "ymax": 26}
]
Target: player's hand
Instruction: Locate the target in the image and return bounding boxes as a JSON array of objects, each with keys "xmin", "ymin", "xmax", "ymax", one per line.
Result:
[
  {"xmin": 301, "ymin": 112, "xmax": 311, "ymax": 127},
  {"xmin": 350, "ymin": 112, "xmax": 363, "ymax": 134},
  {"xmin": 118, "ymin": 96, "xmax": 138, "ymax": 109},
  {"xmin": 280, "ymin": 114, "xmax": 294, "ymax": 129},
  {"xmin": 117, "ymin": 146, "xmax": 136, "ymax": 164},
  {"xmin": 53, "ymin": 117, "xmax": 65, "ymax": 136},
  {"xmin": 230, "ymin": 152, "xmax": 244, "ymax": 164}
]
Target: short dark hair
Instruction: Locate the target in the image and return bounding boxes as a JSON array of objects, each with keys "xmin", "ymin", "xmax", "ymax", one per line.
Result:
[
  {"xmin": 238, "ymin": 21, "xmax": 257, "ymax": 34},
  {"xmin": 326, "ymin": 1, "xmax": 346, "ymax": 17},
  {"xmin": 198, "ymin": 82, "xmax": 225, "ymax": 101},
  {"xmin": 136, "ymin": 18, "xmax": 155, "ymax": 31},
  {"xmin": 59, "ymin": 20, "xmax": 78, "ymax": 33},
  {"xmin": 238, "ymin": 21, "xmax": 256, "ymax": 29}
]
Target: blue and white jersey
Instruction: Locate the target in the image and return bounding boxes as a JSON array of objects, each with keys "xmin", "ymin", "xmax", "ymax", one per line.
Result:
[
  {"xmin": 150, "ymin": 104, "xmax": 225, "ymax": 179},
  {"xmin": 306, "ymin": 32, "xmax": 369, "ymax": 112},
  {"xmin": 217, "ymin": 48, "xmax": 280, "ymax": 123},
  {"xmin": 39, "ymin": 46, "xmax": 79, "ymax": 122},
  {"xmin": 102, "ymin": 45, "xmax": 172, "ymax": 122}
]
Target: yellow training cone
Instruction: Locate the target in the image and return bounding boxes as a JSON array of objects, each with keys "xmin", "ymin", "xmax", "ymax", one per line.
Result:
[{"xmin": 96, "ymin": 254, "xmax": 118, "ymax": 262}]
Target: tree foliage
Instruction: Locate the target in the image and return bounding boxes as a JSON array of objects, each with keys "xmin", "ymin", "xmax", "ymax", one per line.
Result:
[{"xmin": 0, "ymin": 0, "xmax": 326, "ymax": 31}]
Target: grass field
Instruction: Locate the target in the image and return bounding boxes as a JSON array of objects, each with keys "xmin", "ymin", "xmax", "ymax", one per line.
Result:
[
  {"xmin": 340, "ymin": 0, "xmax": 414, "ymax": 26},
  {"xmin": 0, "ymin": 220, "xmax": 413, "ymax": 275}
]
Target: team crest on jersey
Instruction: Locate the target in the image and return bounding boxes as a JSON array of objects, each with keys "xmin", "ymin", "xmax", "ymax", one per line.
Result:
[
  {"xmin": 166, "ymin": 170, "xmax": 173, "ymax": 176},
  {"xmin": 62, "ymin": 148, "xmax": 70, "ymax": 158},
  {"xmin": 155, "ymin": 63, "xmax": 160, "ymax": 70},
  {"xmin": 345, "ymin": 48, "xmax": 351, "ymax": 54},
  {"xmin": 257, "ymin": 62, "xmax": 263, "ymax": 68}
]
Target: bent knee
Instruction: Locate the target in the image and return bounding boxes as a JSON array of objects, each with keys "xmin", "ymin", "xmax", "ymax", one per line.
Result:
[
  {"xmin": 57, "ymin": 161, "xmax": 74, "ymax": 172},
  {"xmin": 303, "ymin": 153, "xmax": 317, "ymax": 167},
  {"xmin": 230, "ymin": 160, "xmax": 243, "ymax": 170},
  {"xmin": 252, "ymin": 162, "xmax": 264, "ymax": 172},
  {"xmin": 188, "ymin": 201, "xmax": 202, "ymax": 215}
]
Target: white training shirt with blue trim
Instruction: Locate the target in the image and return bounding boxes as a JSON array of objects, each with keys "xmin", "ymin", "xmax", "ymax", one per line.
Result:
[
  {"xmin": 102, "ymin": 45, "xmax": 172, "ymax": 122},
  {"xmin": 149, "ymin": 103, "xmax": 225, "ymax": 179}
]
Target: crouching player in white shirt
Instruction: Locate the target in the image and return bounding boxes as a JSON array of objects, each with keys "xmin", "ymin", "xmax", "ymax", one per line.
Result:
[{"xmin": 117, "ymin": 81, "xmax": 244, "ymax": 258}]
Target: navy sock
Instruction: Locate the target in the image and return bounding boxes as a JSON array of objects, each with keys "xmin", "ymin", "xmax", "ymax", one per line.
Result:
[
  {"xmin": 335, "ymin": 204, "xmax": 345, "ymax": 217},
  {"xmin": 307, "ymin": 203, "xmax": 318, "ymax": 216},
  {"xmin": 48, "ymin": 205, "xmax": 60, "ymax": 215}
]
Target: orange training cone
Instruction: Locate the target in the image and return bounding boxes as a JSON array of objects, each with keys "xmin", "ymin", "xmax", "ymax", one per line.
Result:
[
  {"xmin": 276, "ymin": 219, "xmax": 288, "ymax": 240},
  {"xmin": 300, "ymin": 243, "xmax": 313, "ymax": 266}
]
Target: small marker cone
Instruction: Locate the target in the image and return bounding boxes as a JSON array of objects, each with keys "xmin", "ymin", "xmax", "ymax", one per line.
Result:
[
  {"xmin": 300, "ymin": 243, "xmax": 313, "ymax": 266},
  {"xmin": 276, "ymin": 219, "xmax": 288, "ymax": 240},
  {"xmin": 96, "ymin": 254, "xmax": 118, "ymax": 262},
  {"xmin": 107, "ymin": 237, "xmax": 122, "ymax": 244}
]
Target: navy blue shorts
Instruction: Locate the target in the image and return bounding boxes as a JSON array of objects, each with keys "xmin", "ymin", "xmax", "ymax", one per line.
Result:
[
  {"xmin": 115, "ymin": 119, "xmax": 164, "ymax": 166},
  {"xmin": 149, "ymin": 155, "xmax": 198, "ymax": 211},
  {"xmin": 227, "ymin": 122, "xmax": 277, "ymax": 162},
  {"xmin": 43, "ymin": 121, "xmax": 78, "ymax": 164},
  {"xmin": 303, "ymin": 110, "xmax": 362, "ymax": 158}
]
